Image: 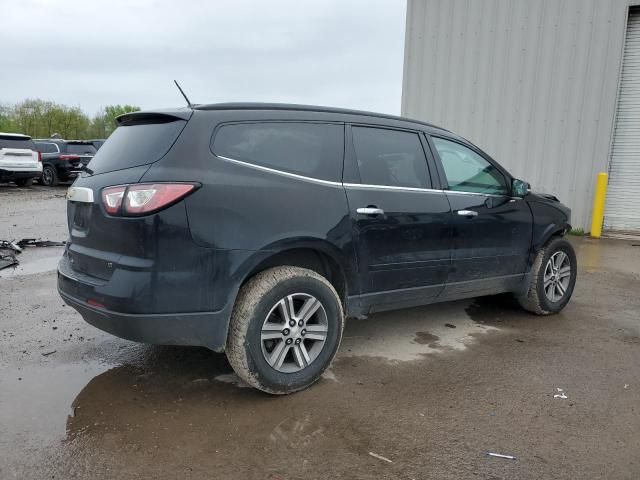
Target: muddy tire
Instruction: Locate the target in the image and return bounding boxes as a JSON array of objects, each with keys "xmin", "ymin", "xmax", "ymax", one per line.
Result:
[
  {"xmin": 226, "ymin": 266, "xmax": 344, "ymax": 394},
  {"xmin": 41, "ymin": 165, "xmax": 59, "ymax": 187},
  {"xmin": 14, "ymin": 178, "xmax": 34, "ymax": 187},
  {"xmin": 517, "ymin": 236, "xmax": 577, "ymax": 315}
]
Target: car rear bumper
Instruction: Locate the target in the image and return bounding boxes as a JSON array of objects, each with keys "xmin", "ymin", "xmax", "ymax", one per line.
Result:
[
  {"xmin": 57, "ymin": 256, "xmax": 234, "ymax": 351},
  {"xmin": 0, "ymin": 168, "xmax": 42, "ymax": 179}
]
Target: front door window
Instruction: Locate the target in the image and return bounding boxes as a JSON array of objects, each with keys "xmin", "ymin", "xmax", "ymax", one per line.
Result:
[{"xmin": 432, "ymin": 137, "xmax": 507, "ymax": 195}]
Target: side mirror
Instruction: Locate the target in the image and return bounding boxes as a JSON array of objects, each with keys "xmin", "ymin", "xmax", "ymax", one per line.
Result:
[{"xmin": 512, "ymin": 179, "xmax": 530, "ymax": 197}]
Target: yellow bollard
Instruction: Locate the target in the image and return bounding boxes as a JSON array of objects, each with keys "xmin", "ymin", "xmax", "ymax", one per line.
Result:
[{"xmin": 590, "ymin": 172, "xmax": 608, "ymax": 238}]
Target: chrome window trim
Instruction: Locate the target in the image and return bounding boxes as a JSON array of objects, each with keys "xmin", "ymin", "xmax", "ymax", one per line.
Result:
[
  {"xmin": 343, "ymin": 182, "xmax": 444, "ymax": 194},
  {"xmin": 215, "ymin": 155, "xmax": 343, "ymax": 187},
  {"xmin": 66, "ymin": 186, "xmax": 94, "ymax": 203},
  {"xmin": 216, "ymin": 154, "xmax": 515, "ymax": 198},
  {"xmin": 445, "ymin": 189, "xmax": 508, "ymax": 198}
]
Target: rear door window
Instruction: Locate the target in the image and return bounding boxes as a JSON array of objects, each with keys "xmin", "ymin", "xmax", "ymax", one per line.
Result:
[
  {"xmin": 212, "ymin": 122, "xmax": 344, "ymax": 182},
  {"xmin": 66, "ymin": 143, "xmax": 97, "ymax": 155},
  {"xmin": 351, "ymin": 126, "xmax": 431, "ymax": 189},
  {"xmin": 87, "ymin": 119, "xmax": 187, "ymax": 174},
  {"xmin": 0, "ymin": 135, "xmax": 36, "ymax": 150}
]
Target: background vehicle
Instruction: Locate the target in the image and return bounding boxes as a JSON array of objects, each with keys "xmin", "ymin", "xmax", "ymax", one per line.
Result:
[
  {"xmin": 58, "ymin": 103, "xmax": 576, "ymax": 394},
  {"xmin": 89, "ymin": 139, "xmax": 106, "ymax": 150},
  {"xmin": 0, "ymin": 132, "xmax": 42, "ymax": 187},
  {"xmin": 34, "ymin": 139, "xmax": 97, "ymax": 186}
]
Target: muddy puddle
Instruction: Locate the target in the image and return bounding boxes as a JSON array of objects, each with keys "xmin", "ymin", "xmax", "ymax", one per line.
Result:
[
  {"xmin": 341, "ymin": 300, "xmax": 499, "ymax": 361},
  {"xmin": 1, "ymin": 300, "xmax": 502, "ymax": 457},
  {"xmin": 0, "ymin": 246, "xmax": 63, "ymax": 278}
]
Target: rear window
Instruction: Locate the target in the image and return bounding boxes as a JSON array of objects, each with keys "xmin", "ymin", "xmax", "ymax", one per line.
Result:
[
  {"xmin": 86, "ymin": 119, "xmax": 186, "ymax": 174},
  {"xmin": 212, "ymin": 122, "xmax": 343, "ymax": 181},
  {"xmin": 66, "ymin": 143, "xmax": 96, "ymax": 155},
  {"xmin": 0, "ymin": 135, "xmax": 35, "ymax": 150}
]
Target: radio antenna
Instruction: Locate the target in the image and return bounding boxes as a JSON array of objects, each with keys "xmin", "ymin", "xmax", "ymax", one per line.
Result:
[{"xmin": 173, "ymin": 80, "xmax": 193, "ymax": 107}]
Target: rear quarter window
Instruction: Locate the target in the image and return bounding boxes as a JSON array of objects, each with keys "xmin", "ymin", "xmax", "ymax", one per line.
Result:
[
  {"xmin": 211, "ymin": 122, "xmax": 344, "ymax": 181},
  {"xmin": 35, "ymin": 142, "xmax": 58, "ymax": 153},
  {"xmin": 87, "ymin": 119, "xmax": 187, "ymax": 174}
]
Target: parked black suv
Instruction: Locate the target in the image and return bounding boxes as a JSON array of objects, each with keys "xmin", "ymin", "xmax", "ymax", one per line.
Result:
[
  {"xmin": 89, "ymin": 139, "xmax": 106, "ymax": 151},
  {"xmin": 58, "ymin": 103, "xmax": 577, "ymax": 394},
  {"xmin": 34, "ymin": 139, "xmax": 96, "ymax": 186}
]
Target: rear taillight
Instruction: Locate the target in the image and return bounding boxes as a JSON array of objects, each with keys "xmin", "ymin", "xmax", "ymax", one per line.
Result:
[
  {"xmin": 59, "ymin": 154, "xmax": 80, "ymax": 161},
  {"xmin": 37, "ymin": 151, "xmax": 42, "ymax": 162},
  {"xmin": 101, "ymin": 183, "xmax": 199, "ymax": 216},
  {"xmin": 102, "ymin": 186, "xmax": 126, "ymax": 215}
]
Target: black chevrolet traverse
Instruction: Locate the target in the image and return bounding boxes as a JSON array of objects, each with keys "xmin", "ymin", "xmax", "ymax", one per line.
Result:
[{"xmin": 58, "ymin": 103, "xmax": 576, "ymax": 393}]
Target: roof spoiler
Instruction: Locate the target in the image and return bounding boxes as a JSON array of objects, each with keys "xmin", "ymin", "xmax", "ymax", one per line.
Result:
[{"xmin": 116, "ymin": 109, "xmax": 193, "ymax": 126}]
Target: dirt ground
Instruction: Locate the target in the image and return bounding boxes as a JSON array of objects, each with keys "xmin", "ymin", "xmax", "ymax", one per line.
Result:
[{"xmin": 1, "ymin": 183, "xmax": 639, "ymax": 480}]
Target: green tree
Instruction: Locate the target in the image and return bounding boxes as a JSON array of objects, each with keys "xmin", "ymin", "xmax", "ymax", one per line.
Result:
[
  {"xmin": 102, "ymin": 104, "xmax": 141, "ymax": 136},
  {"xmin": 0, "ymin": 103, "xmax": 15, "ymax": 132},
  {"xmin": 0, "ymin": 100, "xmax": 140, "ymax": 139},
  {"xmin": 87, "ymin": 111, "xmax": 107, "ymax": 139}
]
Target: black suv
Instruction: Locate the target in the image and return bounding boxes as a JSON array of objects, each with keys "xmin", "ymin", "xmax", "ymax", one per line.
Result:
[
  {"xmin": 34, "ymin": 139, "xmax": 96, "ymax": 186},
  {"xmin": 58, "ymin": 103, "xmax": 577, "ymax": 394},
  {"xmin": 89, "ymin": 139, "xmax": 106, "ymax": 151}
]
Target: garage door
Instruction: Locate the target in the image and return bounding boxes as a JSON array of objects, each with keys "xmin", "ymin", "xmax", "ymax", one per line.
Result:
[{"xmin": 605, "ymin": 9, "xmax": 640, "ymax": 233}]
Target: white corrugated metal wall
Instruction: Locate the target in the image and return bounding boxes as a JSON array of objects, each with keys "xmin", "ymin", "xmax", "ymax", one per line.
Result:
[
  {"xmin": 605, "ymin": 8, "xmax": 640, "ymax": 232},
  {"xmin": 402, "ymin": 0, "xmax": 636, "ymax": 230}
]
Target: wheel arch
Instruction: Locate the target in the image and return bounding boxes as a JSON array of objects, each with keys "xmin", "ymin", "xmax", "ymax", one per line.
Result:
[
  {"xmin": 532, "ymin": 223, "xmax": 570, "ymax": 254},
  {"xmin": 238, "ymin": 245, "xmax": 350, "ymax": 306}
]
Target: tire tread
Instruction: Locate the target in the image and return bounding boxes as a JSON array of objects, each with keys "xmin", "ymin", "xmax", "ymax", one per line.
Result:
[
  {"xmin": 518, "ymin": 236, "xmax": 575, "ymax": 315},
  {"xmin": 226, "ymin": 266, "xmax": 343, "ymax": 394}
]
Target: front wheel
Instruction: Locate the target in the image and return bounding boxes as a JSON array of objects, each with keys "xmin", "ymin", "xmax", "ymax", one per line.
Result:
[
  {"xmin": 518, "ymin": 236, "xmax": 577, "ymax": 315},
  {"xmin": 226, "ymin": 266, "xmax": 344, "ymax": 394}
]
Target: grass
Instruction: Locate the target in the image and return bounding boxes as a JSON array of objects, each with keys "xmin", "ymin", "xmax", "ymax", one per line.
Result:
[{"xmin": 568, "ymin": 228, "xmax": 586, "ymax": 236}]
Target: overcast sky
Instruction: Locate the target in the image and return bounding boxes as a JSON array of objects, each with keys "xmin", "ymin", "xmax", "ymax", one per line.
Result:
[{"xmin": 1, "ymin": 0, "xmax": 406, "ymax": 115}]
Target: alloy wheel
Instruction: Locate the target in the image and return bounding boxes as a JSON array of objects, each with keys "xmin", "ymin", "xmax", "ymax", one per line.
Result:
[
  {"xmin": 543, "ymin": 251, "xmax": 571, "ymax": 302},
  {"xmin": 260, "ymin": 293, "xmax": 328, "ymax": 373},
  {"xmin": 42, "ymin": 167, "xmax": 53, "ymax": 186}
]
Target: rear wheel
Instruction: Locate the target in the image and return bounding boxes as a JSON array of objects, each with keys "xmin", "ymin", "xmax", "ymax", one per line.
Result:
[
  {"xmin": 226, "ymin": 266, "xmax": 344, "ymax": 394},
  {"xmin": 14, "ymin": 178, "xmax": 33, "ymax": 187},
  {"xmin": 518, "ymin": 236, "xmax": 577, "ymax": 315},
  {"xmin": 41, "ymin": 165, "xmax": 59, "ymax": 187}
]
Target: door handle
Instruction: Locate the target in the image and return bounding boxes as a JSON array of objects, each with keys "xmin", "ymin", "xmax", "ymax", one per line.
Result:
[
  {"xmin": 356, "ymin": 207, "xmax": 384, "ymax": 215},
  {"xmin": 457, "ymin": 210, "xmax": 478, "ymax": 217}
]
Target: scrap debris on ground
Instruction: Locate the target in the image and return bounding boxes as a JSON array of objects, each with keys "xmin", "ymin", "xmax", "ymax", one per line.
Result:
[{"xmin": 0, "ymin": 238, "xmax": 65, "ymax": 271}]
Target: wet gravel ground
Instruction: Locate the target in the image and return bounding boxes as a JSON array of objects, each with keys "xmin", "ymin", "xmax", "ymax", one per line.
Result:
[{"xmin": 1, "ymin": 183, "xmax": 640, "ymax": 479}]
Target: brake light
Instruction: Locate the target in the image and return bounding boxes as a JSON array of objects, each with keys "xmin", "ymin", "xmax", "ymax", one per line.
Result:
[
  {"xmin": 101, "ymin": 186, "xmax": 125, "ymax": 215},
  {"xmin": 59, "ymin": 154, "xmax": 80, "ymax": 161},
  {"xmin": 37, "ymin": 151, "xmax": 42, "ymax": 162},
  {"xmin": 101, "ymin": 183, "xmax": 198, "ymax": 216}
]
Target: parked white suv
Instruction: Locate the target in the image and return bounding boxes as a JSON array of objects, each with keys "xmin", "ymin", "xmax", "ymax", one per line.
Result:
[{"xmin": 0, "ymin": 133, "xmax": 42, "ymax": 187}]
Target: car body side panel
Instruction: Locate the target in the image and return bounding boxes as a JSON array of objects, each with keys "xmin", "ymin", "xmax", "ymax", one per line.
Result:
[
  {"xmin": 141, "ymin": 110, "xmax": 359, "ymax": 296},
  {"xmin": 444, "ymin": 194, "xmax": 533, "ymax": 281},
  {"xmin": 526, "ymin": 193, "xmax": 572, "ymax": 255}
]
